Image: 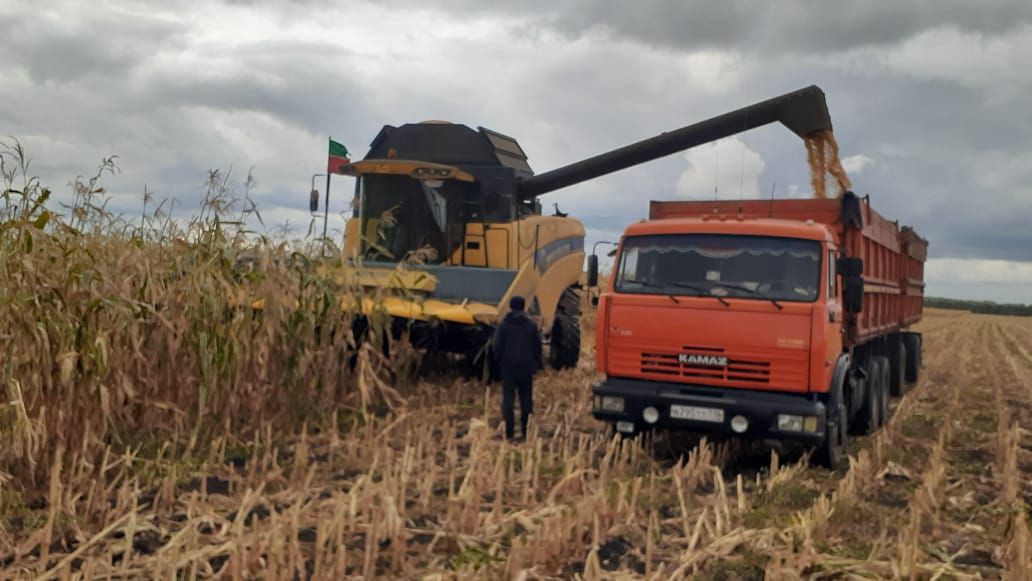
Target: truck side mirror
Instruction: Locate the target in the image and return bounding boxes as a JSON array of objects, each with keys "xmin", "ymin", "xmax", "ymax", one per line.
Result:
[
  {"xmin": 587, "ymin": 254, "xmax": 599, "ymax": 287},
  {"xmin": 836, "ymin": 256, "xmax": 863, "ymax": 277},
  {"xmin": 310, "ymin": 189, "xmax": 320, "ymax": 213},
  {"xmin": 843, "ymin": 275, "xmax": 864, "ymax": 313}
]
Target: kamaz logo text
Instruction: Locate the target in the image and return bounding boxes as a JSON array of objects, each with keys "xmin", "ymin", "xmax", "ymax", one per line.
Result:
[{"xmin": 678, "ymin": 354, "xmax": 728, "ymax": 367}]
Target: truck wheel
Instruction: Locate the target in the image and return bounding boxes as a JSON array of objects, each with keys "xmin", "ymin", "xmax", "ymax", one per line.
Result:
[
  {"xmin": 889, "ymin": 339, "xmax": 907, "ymax": 397},
  {"xmin": 549, "ymin": 288, "xmax": 581, "ymax": 370},
  {"xmin": 852, "ymin": 358, "xmax": 882, "ymax": 435},
  {"xmin": 903, "ymin": 333, "xmax": 922, "ymax": 383},
  {"xmin": 876, "ymin": 356, "xmax": 891, "ymax": 424},
  {"xmin": 815, "ymin": 379, "xmax": 848, "ymax": 469}
]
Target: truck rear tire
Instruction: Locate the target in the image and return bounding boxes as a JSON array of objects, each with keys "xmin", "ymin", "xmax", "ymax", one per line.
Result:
[
  {"xmin": 549, "ymin": 288, "xmax": 581, "ymax": 370},
  {"xmin": 815, "ymin": 379, "xmax": 848, "ymax": 470},
  {"xmin": 889, "ymin": 339, "xmax": 907, "ymax": 397},
  {"xmin": 877, "ymin": 356, "xmax": 891, "ymax": 424},
  {"xmin": 852, "ymin": 357, "xmax": 882, "ymax": 435},
  {"xmin": 903, "ymin": 333, "xmax": 922, "ymax": 383}
]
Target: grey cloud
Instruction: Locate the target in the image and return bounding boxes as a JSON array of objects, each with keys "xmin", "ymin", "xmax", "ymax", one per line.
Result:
[
  {"xmin": 4, "ymin": 0, "xmax": 1032, "ymax": 305},
  {"xmin": 384, "ymin": 0, "xmax": 1032, "ymax": 53},
  {"xmin": 533, "ymin": 49, "xmax": 1032, "ymax": 266},
  {"xmin": 2, "ymin": 8, "xmax": 185, "ymax": 83}
]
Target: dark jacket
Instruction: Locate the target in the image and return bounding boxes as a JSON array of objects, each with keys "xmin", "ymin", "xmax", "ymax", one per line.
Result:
[{"xmin": 492, "ymin": 310, "xmax": 543, "ymax": 374}]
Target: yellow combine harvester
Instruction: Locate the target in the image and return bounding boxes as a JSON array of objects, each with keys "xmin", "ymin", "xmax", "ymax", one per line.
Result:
[
  {"xmin": 331, "ymin": 122, "xmax": 586, "ymax": 372},
  {"xmin": 328, "ymin": 86, "xmax": 833, "ymax": 373}
]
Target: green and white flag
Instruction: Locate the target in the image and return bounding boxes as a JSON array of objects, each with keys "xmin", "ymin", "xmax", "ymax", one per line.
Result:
[{"xmin": 327, "ymin": 138, "xmax": 350, "ymax": 173}]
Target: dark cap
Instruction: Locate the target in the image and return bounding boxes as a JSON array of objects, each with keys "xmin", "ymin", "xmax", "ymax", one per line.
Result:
[{"xmin": 509, "ymin": 295, "xmax": 526, "ymax": 311}]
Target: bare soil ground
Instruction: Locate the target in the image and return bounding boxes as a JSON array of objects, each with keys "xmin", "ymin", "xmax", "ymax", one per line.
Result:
[{"xmin": 3, "ymin": 308, "xmax": 1031, "ymax": 579}]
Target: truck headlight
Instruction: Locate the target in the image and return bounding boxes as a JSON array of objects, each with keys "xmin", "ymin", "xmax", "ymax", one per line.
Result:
[
  {"xmin": 642, "ymin": 406, "xmax": 659, "ymax": 424},
  {"xmin": 777, "ymin": 414, "xmax": 820, "ymax": 433},
  {"xmin": 777, "ymin": 414, "xmax": 803, "ymax": 432},
  {"xmin": 601, "ymin": 396, "xmax": 625, "ymax": 412}
]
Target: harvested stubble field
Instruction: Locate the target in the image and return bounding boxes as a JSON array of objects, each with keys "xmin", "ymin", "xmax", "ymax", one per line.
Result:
[{"xmin": 2, "ymin": 162, "xmax": 1032, "ymax": 579}]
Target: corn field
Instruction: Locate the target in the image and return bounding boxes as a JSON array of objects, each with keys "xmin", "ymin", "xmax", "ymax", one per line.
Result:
[{"xmin": 2, "ymin": 147, "xmax": 1031, "ymax": 578}]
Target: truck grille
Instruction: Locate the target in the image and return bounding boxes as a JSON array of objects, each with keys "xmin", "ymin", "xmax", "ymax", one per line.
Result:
[{"xmin": 640, "ymin": 346, "xmax": 771, "ymax": 385}]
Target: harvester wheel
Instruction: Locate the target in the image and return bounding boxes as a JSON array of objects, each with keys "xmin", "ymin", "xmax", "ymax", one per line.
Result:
[
  {"xmin": 549, "ymin": 288, "xmax": 581, "ymax": 370},
  {"xmin": 903, "ymin": 333, "xmax": 922, "ymax": 383},
  {"xmin": 464, "ymin": 347, "xmax": 493, "ymax": 382}
]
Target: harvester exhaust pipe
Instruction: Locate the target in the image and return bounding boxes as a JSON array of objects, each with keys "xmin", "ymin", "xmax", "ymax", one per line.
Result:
[{"xmin": 518, "ymin": 85, "xmax": 832, "ymax": 198}]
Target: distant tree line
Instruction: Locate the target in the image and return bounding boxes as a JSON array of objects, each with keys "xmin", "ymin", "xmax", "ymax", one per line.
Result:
[{"xmin": 925, "ymin": 296, "xmax": 1032, "ymax": 317}]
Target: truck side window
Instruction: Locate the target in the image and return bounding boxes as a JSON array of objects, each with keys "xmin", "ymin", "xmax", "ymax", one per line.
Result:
[
  {"xmin": 619, "ymin": 247, "xmax": 640, "ymax": 281},
  {"xmin": 828, "ymin": 251, "xmax": 837, "ymax": 299}
]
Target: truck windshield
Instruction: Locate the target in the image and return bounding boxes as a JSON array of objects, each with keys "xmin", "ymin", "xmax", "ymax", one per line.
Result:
[
  {"xmin": 358, "ymin": 174, "xmax": 469, "ymax": 263},
  {"xmin": 614, "ymin": 234, "xmax": 821, "ymax": 303}
]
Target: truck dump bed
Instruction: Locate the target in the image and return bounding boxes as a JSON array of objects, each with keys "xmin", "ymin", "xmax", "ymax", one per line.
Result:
[{"xmin": 649, "ymin": 194, "xmax": 927, "ymax": 346}]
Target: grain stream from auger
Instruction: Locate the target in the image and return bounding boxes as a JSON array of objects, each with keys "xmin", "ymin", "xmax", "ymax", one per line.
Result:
[{"xmin": 805, "ymin": 130, "xmax": 852, "ymax": 199}]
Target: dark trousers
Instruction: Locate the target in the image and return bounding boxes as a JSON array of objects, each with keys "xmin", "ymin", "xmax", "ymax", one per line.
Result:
[{"xmin": 501, "ymin": 371, "xmax": 533, "ymax": 439}]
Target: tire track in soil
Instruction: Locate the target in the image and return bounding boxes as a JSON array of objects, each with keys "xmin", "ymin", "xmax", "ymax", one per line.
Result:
[
  {"xmin": 988, "ymin": 320, "xmax": 1032, "ymax": 499},
  {"xmin": 792, "ymin": 313, "xmax": 1003, "ymax": 577},
  {"xmin": 834, "ymin": 315, "xmax": 999, "ymax": 576},
  {"xmin": 892, "ymin": 317, "xmax": 1015, "ymax": 577},
  {"xmin": 885, "ymin": 315, "xmax": 1032, "ymax": 578},
  {"xmin": 726, "ymin": 312, "xmax": 981, "ymax": 577},
  {"xmin": 983, "ymin": 318, "xmax": 1032, "ymax": 577}
]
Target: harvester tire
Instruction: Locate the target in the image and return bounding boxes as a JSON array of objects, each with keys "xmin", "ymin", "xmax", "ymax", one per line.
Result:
[
  {"xmin": 464, "ymin": 347, "xmax": 494, "ymax": 382},
  {"xmin": 903, "ymin": 333, "xmax": 922, "ymax": 384},
  {"xmin": 889, "ymin": 337, "xmax": 907, "ymax": 397},
  {"xmin": 549, "ymin": 288, "xmax": 581, "ymax": 370}
]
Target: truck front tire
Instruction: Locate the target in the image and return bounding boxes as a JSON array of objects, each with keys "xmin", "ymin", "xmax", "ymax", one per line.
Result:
[
  {"xmin": 815, "ymin": 380, "xmax": 848, "ymax": 469},
  {"xmin": 853, "ymin": 357, "xmax": 884, "ymax": 435}
]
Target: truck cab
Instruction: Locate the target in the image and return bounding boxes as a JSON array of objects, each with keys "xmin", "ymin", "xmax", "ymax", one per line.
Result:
[
  {"xmin": 592, "ymin": 217, "xmax": 843, "ymax": 447},
  {"xmin": 591, "ymin": 194, "xmax": 926, "ymax": 468}
]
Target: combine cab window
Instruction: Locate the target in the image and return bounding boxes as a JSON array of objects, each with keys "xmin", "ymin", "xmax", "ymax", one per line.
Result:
[
  {"xmin": 358, "ymin": 175, "xmax": 471, "ymax": 263},
  {"xmin": 614, "ymin": 234, "xmax": 822, "ymax": 303}
]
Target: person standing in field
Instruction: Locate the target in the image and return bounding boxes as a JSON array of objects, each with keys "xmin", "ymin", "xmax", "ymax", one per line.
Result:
[{"xmin": 492, "ymin": 296, "xmax": 543, "ymax": 441}]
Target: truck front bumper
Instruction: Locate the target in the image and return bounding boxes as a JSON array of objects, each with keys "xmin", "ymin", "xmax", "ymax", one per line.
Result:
[{"xmin": 592, "ymin": 377, "xmax": 827, "ymax": 443}]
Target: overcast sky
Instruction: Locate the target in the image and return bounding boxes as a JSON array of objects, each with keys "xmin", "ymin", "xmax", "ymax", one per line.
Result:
[{"xmin": 4, "ymin": 0, "xmax": 1032, "ymax": 302}]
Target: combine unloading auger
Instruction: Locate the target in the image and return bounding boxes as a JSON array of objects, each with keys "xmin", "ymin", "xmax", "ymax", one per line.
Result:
[{"xmin": 518, "ymin": 85, "xmax": 833, "ymax": 198}]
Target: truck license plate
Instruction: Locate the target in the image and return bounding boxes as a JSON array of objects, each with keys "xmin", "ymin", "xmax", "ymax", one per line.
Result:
[{"xmin": 670, "ymin": 405, "xmax": 724, "ymax": 423}]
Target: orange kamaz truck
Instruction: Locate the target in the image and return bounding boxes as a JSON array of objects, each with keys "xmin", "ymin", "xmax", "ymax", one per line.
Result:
[{"xmin": 589, "ymin": 195, "xmax": 927, "ymax": 468}]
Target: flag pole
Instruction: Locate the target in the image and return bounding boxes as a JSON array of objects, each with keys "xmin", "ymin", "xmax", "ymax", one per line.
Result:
[
  {"xmin": 323, "ymin": 171, "xmax": 331, "ymax": 244},
  {"xmin": 323, "ymin": 134, "xmax": 333, "ymax": 246}
]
